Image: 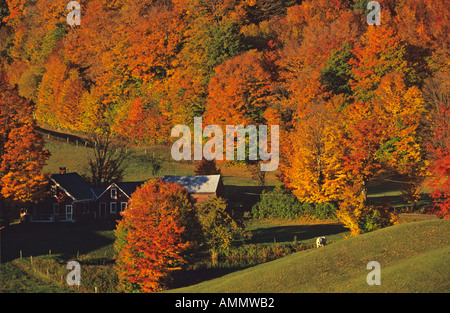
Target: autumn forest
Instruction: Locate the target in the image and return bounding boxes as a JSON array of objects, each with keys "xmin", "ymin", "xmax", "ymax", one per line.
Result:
[{"xmin": 0, "ymin": 0, "xmax": 449, "ymax": 238}]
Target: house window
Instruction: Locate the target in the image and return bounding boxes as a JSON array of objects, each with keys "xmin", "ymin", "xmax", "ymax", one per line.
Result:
[
  {"xmin": 53, "ymin": 203, "xmax": 60, "ymax": 215},
  {"xmin": 66, "ymin": 205, "xmax": 73, "ymax": 220},
  {"xmin": 110, "ymin": 202, "xmax": 117, "ymax": 214},
  {"xmin": 111, "ymin": 188, "xmax": 118, "ymax": 200},
  {"xmin": 120, "ymin": 202, "xmax": 127, "ymax": 212}
]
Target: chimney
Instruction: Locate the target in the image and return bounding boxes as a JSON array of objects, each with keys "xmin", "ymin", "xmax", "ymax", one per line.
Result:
[{"xmin": 59, "ymin": 167, "xmax": 67, "ymax": 174}]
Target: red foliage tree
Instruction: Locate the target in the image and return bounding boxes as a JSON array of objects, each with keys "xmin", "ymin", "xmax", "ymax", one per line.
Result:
[
  {"xmin": 194, "ymin": 158, "xmax": 221, "ymax": 176},
  {"xmin": 423, "ymin": 72, "xmax": 450, "ymax": 218},
  {"xmin": 114, "ymin": 97, "xmax": 170, "ymax": 145},
  {"xmin": 114, "ymin": 178, "xmax": 202, "ymax": 292}
]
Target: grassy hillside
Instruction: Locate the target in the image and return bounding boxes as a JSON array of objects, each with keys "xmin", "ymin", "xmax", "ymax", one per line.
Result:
[{"xmin": 171, "ymin": 219, "xmax": 450, "ymax": 293}]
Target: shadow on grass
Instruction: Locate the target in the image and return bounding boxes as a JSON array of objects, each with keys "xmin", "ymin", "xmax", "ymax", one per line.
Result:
[
  {"xmin": 0, "ymin": 222, "xmax": 116, "ymax": 263},
  {"xmin": 249, "ymin": 223, "xmax": 348, "ymax": 244},
  {"xmin": 170, "ymin": 265, "xmax": 253, "ymax": 290},
  {"xmin": 224, "ymin": 184, "xmax": 275, "ymax": 214}
]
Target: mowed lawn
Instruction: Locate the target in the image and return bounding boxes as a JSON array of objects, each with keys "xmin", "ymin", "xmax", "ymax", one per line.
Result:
[{"xmin": 171, "ymin": 219, "xmax": 450, "ymax": 293}]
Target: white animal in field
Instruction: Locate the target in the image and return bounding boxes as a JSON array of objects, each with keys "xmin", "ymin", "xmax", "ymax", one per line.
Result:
[{"xmin": 316, "ymin": 236, "xmax": 327, "ymax": 248}]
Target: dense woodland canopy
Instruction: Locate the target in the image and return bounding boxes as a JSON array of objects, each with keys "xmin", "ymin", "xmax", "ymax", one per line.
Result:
[{"xmin": 0, "ymin": 0, "xmax": 449, "ymax": 232}]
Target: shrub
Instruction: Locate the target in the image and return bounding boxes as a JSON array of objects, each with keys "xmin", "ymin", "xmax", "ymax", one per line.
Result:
[
  {"xmin": 216, "ymin": 242, "xmax": 316, "ymax": 267},
  {"xmin": 309, "ymin": 202, "xmax": 337, "ymax": 219},
  {"xmin": 359, "ymin": 205, "xmax": 398, "ymax": 233},
  {"xmin": 196, "ymin": 196, "xmax": 249, "ymax": 254},
  {"xmin": 251, "ymin": 185, "xmax": 303, "ymax": 219},
  {"xmin": 252, "ymin": 185, "xmax": 337, "ymax": 220}
]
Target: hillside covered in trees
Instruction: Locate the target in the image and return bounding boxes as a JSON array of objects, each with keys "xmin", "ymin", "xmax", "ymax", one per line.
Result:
[{"xmin": 0, "ymin": 0, "xmax": 449, "ymax": 233}]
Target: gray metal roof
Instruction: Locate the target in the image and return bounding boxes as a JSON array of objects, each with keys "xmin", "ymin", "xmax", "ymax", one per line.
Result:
[{"xmin": 161, "ymin": 175, "xmax": 222, "ymax": 194}]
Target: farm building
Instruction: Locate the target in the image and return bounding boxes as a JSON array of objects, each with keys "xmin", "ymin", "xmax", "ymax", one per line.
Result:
[
  {"xmin": 31, "ymin": 171, "xmax": 97, "ymax": 222},
  {"xmin": 29, "ymin": 172, "xmax": 225, "ymax": 223},
  {"xmin": 96, "ymin": 175, "xmax": 226, "ymax": 220},
  {"xmin": 161, "ymin": 175, "xmax": 225, "ymax": 202},
  {"xmin": 95, "ymin": 181, "xmax": 144, "ymax": 220}
]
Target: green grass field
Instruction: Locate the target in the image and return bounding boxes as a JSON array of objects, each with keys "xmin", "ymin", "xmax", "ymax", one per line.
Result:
[
  {"xmin": 43, "ymin": 140, "xmax": 192, "ymax": 182},
  {"xmin": 170, "ymin": 219, "xmax": 450, "ymax": 293}
]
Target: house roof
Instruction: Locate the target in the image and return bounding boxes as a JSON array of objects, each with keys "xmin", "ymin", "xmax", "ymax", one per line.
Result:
[
  {"xmin": 161, "ymin": 175, "xmax": 222, "ymax": 194},
  {"xmin": 97, "ymin": 181, "xmax": 145, "ymax": 199},
  {"xmin": 50, "ymin": 172, "xmax": 96, "ymax": 201},
  {"xmin": 116, "ymin": 181, "xmax": 145, "ymax": 198},
  {"xmin": 90, "ymin": 175, "xmax": 223, "ymax": 200}
]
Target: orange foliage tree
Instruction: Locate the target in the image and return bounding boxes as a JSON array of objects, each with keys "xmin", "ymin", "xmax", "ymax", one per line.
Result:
[
  {"xmin": 349, "ymin": 25, "xmax": 411, "ymax": 100},
  {"xmin": 113, "ymin": 97, "xmax": 170, "ymax": 145},
  {"xmin": 36, "ymin": 52, "xmax": 84, "ymax": 130},
  {"xmin": 0, "ymin": 74, "xmax": 50, "ymax": 217},
  {"xmin": 114, "ymin": 178, "xmax": 203, "ymax": 293},
  {"xmin": 279, "ymin": 94, "xmax": 345, "ymax": 204},
  {"xmin": 205, "ymin": 49, "xmax": 274, "ymax": 127}
]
